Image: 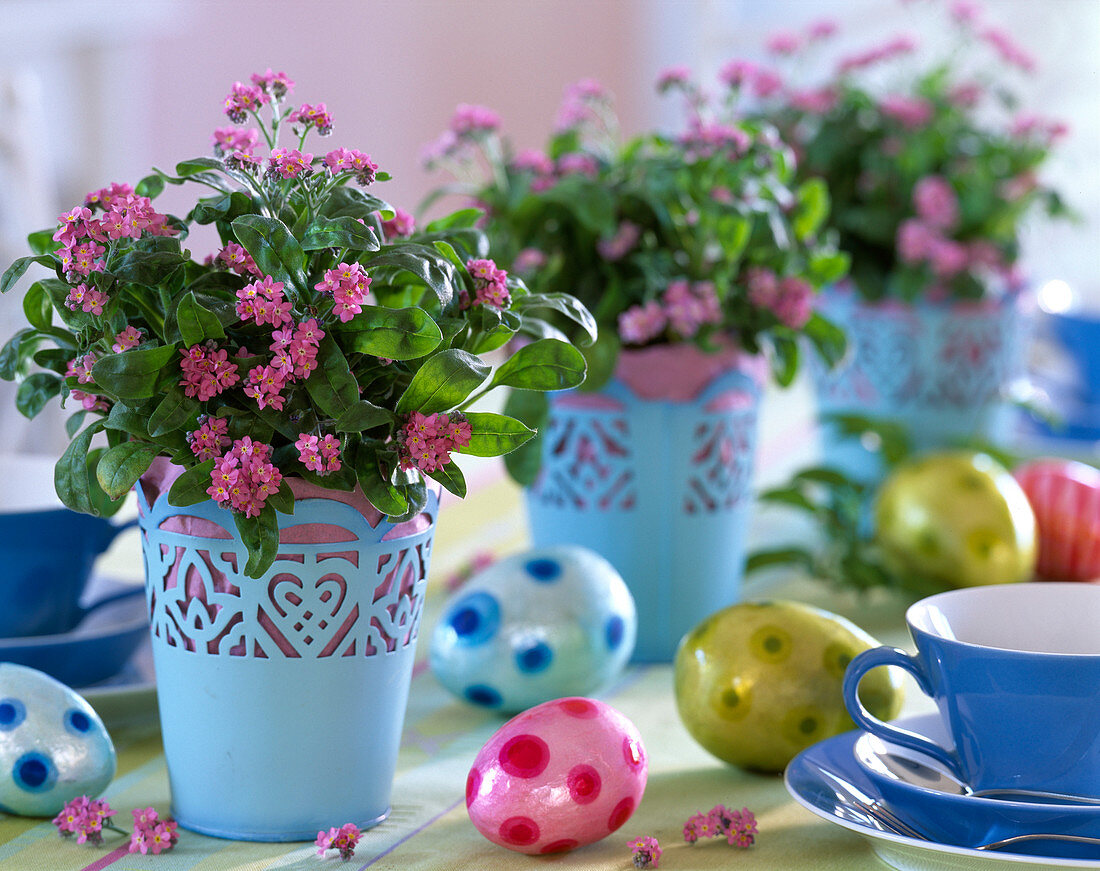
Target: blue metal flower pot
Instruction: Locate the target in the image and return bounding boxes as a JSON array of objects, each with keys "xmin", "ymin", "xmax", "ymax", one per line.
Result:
[
  {"xmin": 137, "ymin": 478, "xmax": 436, "ymax": 841},
  {"xmin": 525, "ymin": 350, "xmax": 762, "ymax": 663},
  {"xmin": 812, "ymin": 290, "xmax": 1023, "ymax": 481}
]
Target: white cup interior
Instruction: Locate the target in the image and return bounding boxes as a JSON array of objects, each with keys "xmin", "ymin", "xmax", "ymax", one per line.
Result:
[{"xmin": 909, "ymin": 583, "xmax": 1100, "ymax": 655}]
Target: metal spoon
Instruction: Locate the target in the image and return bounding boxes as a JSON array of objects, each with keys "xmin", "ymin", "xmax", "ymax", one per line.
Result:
[
  {"xmin": 818, "ymin": 766, "xmax": 1100, "ymax": 854},
  {"xmin": 856, "ymin": 735, "xmax": 1100, "ymax": 806}
]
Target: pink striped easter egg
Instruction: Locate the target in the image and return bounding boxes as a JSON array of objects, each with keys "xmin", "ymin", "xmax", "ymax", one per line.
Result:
[{"xmin": 1014, "ymin": 459, "xmax": 1100, "ymax": 581}]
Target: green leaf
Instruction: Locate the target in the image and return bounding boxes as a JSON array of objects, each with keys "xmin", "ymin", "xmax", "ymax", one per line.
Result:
[
  {"xmin": 105, "ymin": 400, "xmax": 153, "ymax": 439},
  {"xmin": 266, "ymin": 482, "xmax": 295, "ymax": 516},
  {"xmin": 301, "ymin": 216, "xmax": 381, "ymax": 252},
  {"xmin": 111, "ymin": 247, "xmax": 187, "ymax": 286},
  {"xmin": 769, "ymin": 333, "xmax": 799, "ymax": 387},
  {"xmin": 148, "ymin": 384, "xmax": 199, "ymax": 437},
  {"xmin": 96, "ymin": 441, "xmax": 160, "ymax": 500},
  {"xmin": 501, "ymin": 389, "xmax": 549, "ymax": 486},
  {"xmin": 745, "ymin": 547, "xmax": 816, "ymax": 575},
  {"xmin": 514, "ymin": 293, "xmax": 598, "ymax": 345},
  {"xmin": 424, "ymin": 208, "xmax": 483, "ymax": 232},
  {"xmin": 175, "ymin": 157, "xmax": 226, "ymax": 177},
  {"xmin": 0, "ymin": 328, "xmax": 35, "ymax": 381},
  {"xmin": 27, "ymin": 230, "xmax": 57, "ymax": 256},
  {"xmin": 758, "ymin": 485, "xmax": 817, "ymax": 514},
  {"xmin": 15, "ymin": 373, "xmax": 61, "ymax": 418},
  {"xmin": 578, "ymin": 333, "xmax": 620, "ymax": 393},
  {"xmin": 66, "ymin": 410, "xmax": 88, "ymax": 439},
  {"xmin": 803, "ymin": 312, "xmax": 847, "ymax": 370},
  {"xmin": 235, "ymin": 504, "xmax": 280, "ymax": 579},
  {"xmin": 365, "ymin": 245, "xmax": 456, "ymax": 307},
  {"xmin": 176, "ymin": 292, "xmax": 227, "ymax": 346},
  {"xmin": 793, "ymin": 178, "xmax": 830, "ymax": 241},
  {"xmin": 136, "ymin": 172, "xmax": 166, "ymax": 199},
  {"xmin": 488, "ymin": 338, "xmax": 586, "ymax": 391},
  {"xmin": 352, "ymin": 446, "xmax": 408, "ymax": 517},
  {"xmin": 335, "ymin": 306, "xmax": 442, "ymax": 360},
  {"xmin": 166, "ymin": 459, "xmax": 216, "ymax": 507},
  {"xmin": 22, "ymin": 281, "xmax": 53, "ymax": 330},
  {"xmin": 1, "ymin": 256, "xmax": 51, "ymax": 294},
  {"xmin": 395, "ymin": 349, "xmax": 491, "ymax": 415},
  {"xmin": 92, "ymin": 345, "xmax": 178, "ymax": 400},
  {"xmin": 426, "ymin": 461, "xmax": 467, "ymax": 498},
  {"xmin": 458, "ymin": 411, "xmax": 535, "ymax": 457},
  {"xmin": 55, "ymin": 420, "xmax": 107, "ymax": 515},
  {"xmin": 303, "ymin": 336, "xmax": 359, "ymax": 418},
  {"xmin": 191, "ymin": 190, "xmax": 253, "ymax": 225},
  {"xmin": 334, "ymin": 400, "xmax": 394, "ymax": 433},
  {"xmin": 231, "ymin": 214, "xmax": 309, "ymax": 295}
]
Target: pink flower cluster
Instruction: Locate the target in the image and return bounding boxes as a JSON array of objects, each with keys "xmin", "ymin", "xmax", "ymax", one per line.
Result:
[
  {"xmin": 618, "ymin": 279, "xmax": 722, "ymax": 345},
  {"xmin": 207, "ymin": 437, "xmax": 283, "ymax": 518},
  {"xmin": 289, "ymin": 102, "xmax": 334, "ymax": 135},
  {"xmin": 450, "ymin": 103, "xmax": 501, "ymax": 136},
  {"xmin": 879, "ymin": 94, "xmax": 934, "ymax": 129},
  {"xmin": 243, "ymin": 318, "xmax": 325, "ymax": 411},
  {"xmin": 896, "ymin": 175, "xmax": 1005, "ymax": 280},
  {"xmin": 224, "ymin": 81, "xmax": 265, "ymax": 123},
  {"xmin": 65, "ymin": 283, "xmax": 109, "ymax": 316},
  {"xmin": 269, "ymin": 148, "xmax": 314, "ymax": 180},
  {"xmin": 718, "ymin": 60, "xmax": 784, "ymax": 98},
  {"xmin": 509, "ymin": 147, "xmax": 599, "ymax": 192},
  {"xmin": 251, "ymin": 68, "xmax": 294, "ymax": 99},
  {"xmin": 66, "ymin": 353, "xmax": 108, "ymax": 412},
  {"xmin": 237, "ymin": 275, "xmax": 293, "ymax": 327},
  {"xmin": 315, "ymin": 822, "xmax": 363, "ymax": 861},
  {"xmin": 179, "ymin": 343, "xmax": 241, "ymax": 402},
  {"xmin": 129, "ymin": 807, "xmax": 180, "ymax": 855},
  {"xmin": 315, "ymin": 262, "xmax": 372, "ymax": 322},
  {"xmin": 597, "ymin": 221, "xmax": 641, "ymax": 261},
  {"xmin": 112, "ymin": 326, "xmax": 142, "ymax": 353},
  {"xmin": 656, "ymin": 65, "xmax": 692, "ymax": 93},
  {"xmin": 296, "ymin": 432, "xmax": 342, "ymax": 474},
  {"xmin": 53, "ymin": 797, "xmax": 180, "ymax": 854},
  {"xmin": 747, "ymin": 268, "xmax": 814, "ymax": 329},
  {"xmin": 684, "ymin": 804, "xmax": 757, "ymax": 848},
  {"xmin": 324, "ymin": 148, "xmax": 379, "ymax": 185},
  {"xmin": 216, "ymin": 242, "xmax": 262, "ymax": 277},
  {"xmin": 53, "ymin": 796, "xmax": 115, "ymax": 846},
  {"xmin": 981, "ymin": 26, "xmax": 1036, "ymax": 72},
  {"xmin": 628, "ymin": 835, "xmax": 662, "ymax": 868},
  {"xmin": 513, "ymin": 247, "xmax": 547, "ymax": 273},
  {"xmin": 679, "ymin": 118, "xmax": 752, "ymax": 159},
  {"xmin": 212, "ymin": 127, "xmax": 259, "ymax": 157},
  {"xmin": 836, "ymin": 35, "xmax": 917, "ymax": 75},
  {"xmin": 555, "ymin": 78, "xmax": 609, "ymax": 132},
  {"xmin": 1010, "ymin": 114, "xmax": 1069, "ymax": 145},
  {"xmin": 399, "ymin": 411, "xmax": 472, "ymax": 474},
  {"xmin": 466, "ymin": 258, "xmax": 511, "ymax": 309},
  {"xmin": 188, "ymin": 415, "xmax": 232, "ymax": 461},
  {"xmin": 381, "ymin": 207, "xmax": 415, "ymax": 239}
]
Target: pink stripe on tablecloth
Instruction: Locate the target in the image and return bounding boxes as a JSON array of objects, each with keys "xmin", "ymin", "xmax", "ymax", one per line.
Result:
[
  {"xmin": 80, "ymin": 845, "xmax": 129, "ymax": 871},
  {"xmin": 358, "ymin": 797, "xmax": 464, "ymax": 869}
]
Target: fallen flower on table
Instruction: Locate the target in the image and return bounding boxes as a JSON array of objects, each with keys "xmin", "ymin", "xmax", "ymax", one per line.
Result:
[
  {"xmin": 444, "ymin": 550, "xmax": 497, "ymax": 592},
  {"xmin": 53, "ymin": 797, "xmax": 179, "ymax": 854},
  {"xmin": 628, "ymin": 835, "xmax": 662, "ymax": 868},
  {"xmin": 684, "ymin": 804, "xmax": 757, "ymax": 848},
  {"xmin": 316, "ymin": 823, "xmax": 363, "ymax": 861}
]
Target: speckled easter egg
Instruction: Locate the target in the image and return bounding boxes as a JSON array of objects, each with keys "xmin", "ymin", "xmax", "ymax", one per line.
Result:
[
  {"xmin": 430, "ymin": 547, "xmax": 636, "ymax": 712},
  {"xmin": 0, "ymin": 664, "xmax": 116, "ymax": 816},
  {"xmin": 466, "ymin": 697, "xmax": 647, "ymax": 854}
]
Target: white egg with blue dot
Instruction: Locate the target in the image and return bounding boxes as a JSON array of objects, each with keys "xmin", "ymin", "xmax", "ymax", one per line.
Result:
[
  {"xmin": 430, "ymin": 546, "xmax": 636, "ymax": 713},
  {"xmin": 0, "ymin": 663, "xmax": 116, "ymax": 816}
]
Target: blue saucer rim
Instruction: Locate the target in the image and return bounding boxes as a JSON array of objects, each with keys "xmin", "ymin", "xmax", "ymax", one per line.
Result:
[
  {"xmin": 0, "ymin": 586, "xmax": 145, "ymax": 650},
  {"xmin": 784, "ymin": 728, "xmax": 1100, "ymax": 869}
]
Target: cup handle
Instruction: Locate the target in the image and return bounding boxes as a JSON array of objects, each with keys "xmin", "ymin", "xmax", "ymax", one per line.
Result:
[{"xmin": 842, "ymin": 645, "xmax": 963, "ymax": 780}]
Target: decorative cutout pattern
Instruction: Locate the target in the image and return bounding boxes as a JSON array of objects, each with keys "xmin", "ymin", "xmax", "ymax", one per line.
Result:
[
  {"xmin": 531, "ymin": 413, "xmax": 636, "ymax": 511},
  {"xmin": 138, "ymin": 487, "xmax": 436, "ymax": 660},
  {"xmin": 683, "ymin": 405, "xmax": 757, "ymax": 513}
]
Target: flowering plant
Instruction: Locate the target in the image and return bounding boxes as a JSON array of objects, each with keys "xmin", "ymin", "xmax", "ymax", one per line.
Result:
[
  {"xmin": 0, "ymin": 71, "xmax": 593, "ymax": 577},
  {"xmin": 424, "ymin": 82, "xmax": 848, "ymax": 388},
  {"xmin": 704, "ymin": 2, "xmax": 1070, "ymax": 302}
]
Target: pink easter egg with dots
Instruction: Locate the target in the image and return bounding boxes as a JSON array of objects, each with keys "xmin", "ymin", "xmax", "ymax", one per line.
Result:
[{"xmin": 466, "ymin": 696, "xmax": 648, "ymax": 854}]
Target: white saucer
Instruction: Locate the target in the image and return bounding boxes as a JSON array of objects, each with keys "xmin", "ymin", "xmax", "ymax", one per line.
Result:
[{"xmin": 785, "ymin": 727, "xmax": 1100, "ymax": 871}]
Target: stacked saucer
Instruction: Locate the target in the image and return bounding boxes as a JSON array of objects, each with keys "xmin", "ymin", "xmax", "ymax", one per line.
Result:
[{"xmin": 786, "ymin": 714, "xmax": 1100, "ymax": 870}]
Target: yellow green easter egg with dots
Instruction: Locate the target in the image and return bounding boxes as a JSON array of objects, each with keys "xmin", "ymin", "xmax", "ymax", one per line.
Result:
[{"xmin": 673, "ymin": 600, "xmax": 903, "ymax": 772}]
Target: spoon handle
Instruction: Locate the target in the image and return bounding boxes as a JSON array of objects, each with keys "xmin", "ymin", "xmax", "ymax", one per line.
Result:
[
  {"xmin": 978, "ymin": 832, "xmax": 1100, "ymax": 852},
  {"xmin": 973, "ymin": 788, "xmax": 1100, "ymax": 806}
]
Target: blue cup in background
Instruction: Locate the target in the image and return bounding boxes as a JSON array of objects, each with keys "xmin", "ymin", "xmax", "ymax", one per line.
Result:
[
  {"xmin": 843, "ymin": 583, "xmax": 1100, "ymax": 798},
  {"xmin": 0, "ymin": 455, "xmax": 137, "ymax": 638}
]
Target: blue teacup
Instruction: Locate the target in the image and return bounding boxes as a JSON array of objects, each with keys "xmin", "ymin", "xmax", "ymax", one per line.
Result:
[
  {"xmin": 0, "ymin": 508, "xmax": 137, "ymax": 638},
  {"xmin": 843, "ymin": 583, "xmax": 1100, "ymax": 798}
]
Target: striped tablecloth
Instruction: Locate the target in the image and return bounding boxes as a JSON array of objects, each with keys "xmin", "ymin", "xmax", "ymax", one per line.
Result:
[{"xmin": 0, "ymin": 381, "xmax": 919, "ymax": 870}]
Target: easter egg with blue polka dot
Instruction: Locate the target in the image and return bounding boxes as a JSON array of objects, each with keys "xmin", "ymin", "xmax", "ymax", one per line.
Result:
[
  {"xmin": 0, "ymin": 663, "xmax": 116, "ymax": 816},
  {"xmin": 466, "ymin": 697, "xmax": 647, "ymax": 854},
  {"xmin": 430, "ymin": 547, "xmax": 636, "ymax": 713}
]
